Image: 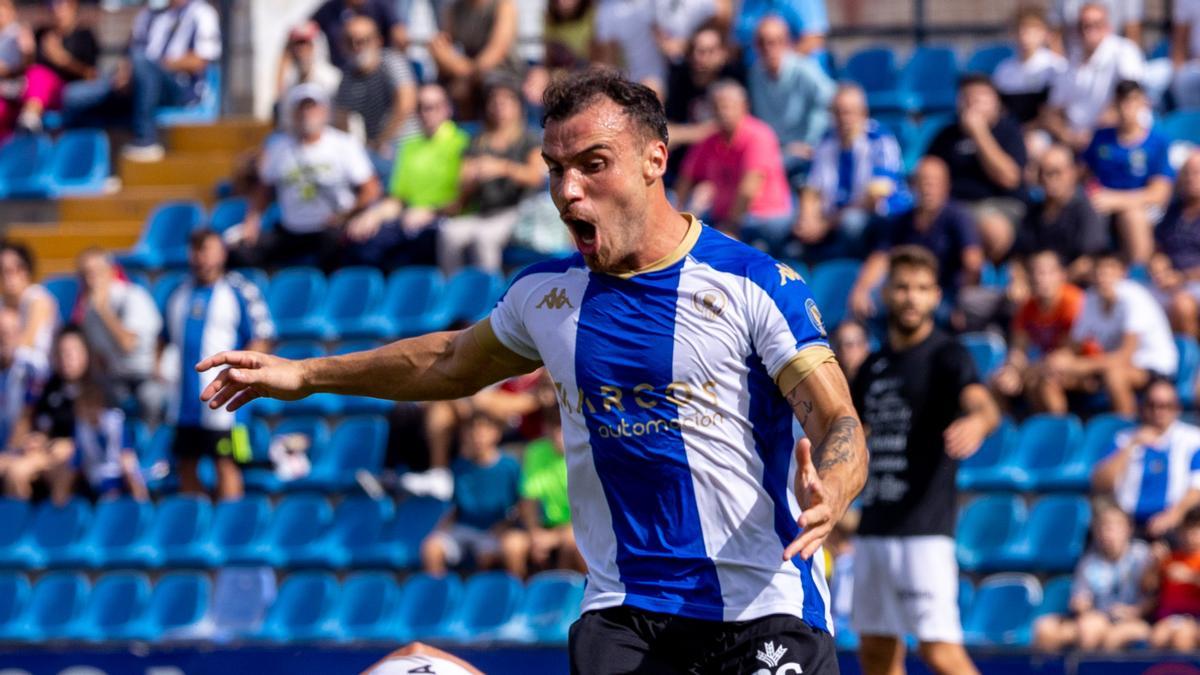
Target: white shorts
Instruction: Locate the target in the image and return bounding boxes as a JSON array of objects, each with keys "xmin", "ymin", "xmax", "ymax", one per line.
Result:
[
  {"xmin": 434, "ymin": 524, "xmax": 501, "ymax": 566},
  {"xmin": 850, "ymin": 535, "xmax": 963, "ymax": 644}
]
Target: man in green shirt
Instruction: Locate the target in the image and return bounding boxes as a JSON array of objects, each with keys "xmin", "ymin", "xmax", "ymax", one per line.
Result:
[
  {"xmin": 517, "ymin": 408, "xmax": 585, "ymax": 577},
  {"xmin": 349, "ymin": 82, "xmax": 470, "ymax": 266}
]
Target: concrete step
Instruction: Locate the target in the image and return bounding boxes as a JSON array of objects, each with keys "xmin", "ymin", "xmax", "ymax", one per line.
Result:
[
  {"xmin": 119, "ymin": 153, "xmax": 239, "ymax": 189},
  {"xmin": 164, "ymin": 118, "xmax": 272, "ymax": 154},
  {"xmin": 58, "ymin": 186, "xmax": 213, "ymax": 223}
]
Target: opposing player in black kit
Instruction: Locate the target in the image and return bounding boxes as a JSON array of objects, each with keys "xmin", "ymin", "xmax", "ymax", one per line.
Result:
[{"xmin": 850, "ymin": 246, "xmax": 1001, "ymax": 675}]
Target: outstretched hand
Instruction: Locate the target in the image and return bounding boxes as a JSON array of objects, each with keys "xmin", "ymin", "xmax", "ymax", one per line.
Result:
[
  {"xmin": 196, "ymin": 350, "xmax": 310, "ymax": 412},
  {"xmin": 783, "ymin": 437, "xmax": 840, "ymax": 561}
]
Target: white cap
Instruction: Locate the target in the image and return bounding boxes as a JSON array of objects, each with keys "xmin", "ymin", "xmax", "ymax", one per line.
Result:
[{"xmin": 284, "ymin": 83, "xmax": 329, "ymax": 113}]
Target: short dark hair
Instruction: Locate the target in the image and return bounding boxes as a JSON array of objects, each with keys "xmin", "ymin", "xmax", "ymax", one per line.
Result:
[
  {"xmin": 189, "ymin": 228, "xmax": 222, "ymax": 251},
  {"xmin": 888, "ymin": 245, "xmax": 940, "ymax": 280},
  {"xmin": 1114, "ymin": 79, "xmax": 1144, "ymax": 102},
  {"xmin": 0, "ymin": 241, "xmax": 34, "ymax": 277},
  {"xmin": 1027, "ymin": 248, "xmax": 1065, "ymax": 268},
  {"xmin": 1096, "ymin": 250, "xmax": 1127, "ymax": 268},
  {"xmin": 542, "ymin": 68, "xmax": 669, "ymax": 145},
  {"xmin": 958, "ymin": 72, "xmax": 997, "ymax": 93},
  {"xmin": 1014, "ymin": 5, "xmax": 1047, "ymax": 26},
  {"xmin": 1141, "ymin": 374, "xmax": 1178, "ymax": 402},
  {"xmin": 1183, "ymin": 506, "xmax": 1200, "ymax": 530}
]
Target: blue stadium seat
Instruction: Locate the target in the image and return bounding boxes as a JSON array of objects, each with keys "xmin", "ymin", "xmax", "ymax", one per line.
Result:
[
  {"xmin": 809, "ymin": 259, "xmax": 861, "ymax": 330},
  {"xmin": 10, "ymin": 571, "xmax": 89, "ymax": 642},
  {"xmin": 0, "ymin": 499, "xmax": 32, "ymax": 568},
  {"xmin": 995, "ymin": 495, "xmax": 1090, "ymax": 573},
  {"xmin": 320, "ymin": 496, "xmax": 394, "ymax": 569},
  {"xmin": 966, "ymin": 43, "xmax": 1015, "ymax": 76},
  {"xmin": 256, "ymin": 571, "xmax": 338, "ymax": 642},
  {"xmin": 1036, "ymin": 575, "xmax": 1073, "ymax": 619},
  {"xmin": 499, "ymin": 570, "xmax": 585, "ymax": 644},
  {"xmin": 332, "ymin": 341, "xmax": 395, "ymax": 415},
  {"xmin": 296, "ymin": 416, "xmax": 388, "ymax": 492},
  {"xmin": 842, "ymin": 47, "xmax": 899, "ymax": 98},
  {"xmin": 960, "ymin": 332, "xmax": 1006, "ymax": 379},
  {"xmin": 901, "ymin": 113, "xmax": 955, "ymax": 173},
  {"xmin": 68, "ymin": 571, "xmax": 151, "ymax": 642},
  {"xmin": 249, "ymin": 416, "xmax": 330, "ymax": 492},
  {"xmin": 323, "ymin": 266, "xmax": 390, "ymax": 340},
  {"xmin": 209, "ymin": 196, "xmax": 249, "ymax": 234},
  {"xmin": 1055, "ymin": 413, "xmax": 1136, "ymax": 492},
  {"xmin": 959, "ymin": 577, "xmax": 976, "ymax": 619},
  {"xmin": 12, "ymin": 499, "xmax": 91, "ymax": 570},
  {"xmin": 1175, "ymin": 335, "xmax": 1200, "ymax": 408},
  {"xmin": 235, "ymin": 493, "xmax": 333, "ymax": 567},
  {"xmin": 1008, "ymin": 414, "xmax": 1084, "ymax": 491},
  {"xmin": 118, "ymin": 201, "xmax": 206, "ymax": 270},
  {"xmin": 1076, "ymin": 413, "xmax": 1136, "ymax": 470},
  {"xmin": 896, "ymin": 45, "xmax": 959, "ymax": 113},
  {"xmin": 49, "ymin": 129, "xmax": 110, "ymax": 196},
  {"xmin": 956, "ymin": 494, "xmax": 1026, "ymax": 573},
  {"xmin": 136, "ymin": 571, "xmax": 211, "ymax": 640},
  {"xmin": 202, "ymin": 495, "xmax": 273, "ymax": 567},
  {"xmin": 63, "ymin": 497, "xmax": 155, "ymax": 569},
  {"xmin": 957, "ymin": 417, "xmax": 1019, "ymax": 491},
  {"xmin": 151, "ymin": 270, "xmax": 188, "ymax": 316},
  {"xmin": 258, "ymin": 342, "xmax": 341, "ymax": 416},
  {"xmin": 330, "ymin": 571, "xmax": 402, "ymax": 642},
  {"xmin": 0, "ymin": 572, "xmax": 30, "ymax": 639},
  {"xmin": 139, "ymin": 494, "xmax": 212, "ymax": 569},
  {"xmin": 435, "ymin": 571, "xmax": 524, "ymax": 642},
  {"xmin": 1160, "ymin": 110, "xmax": 1200, "ymax": 145},
  {"xmin": 351, "ymin": 496, "xmax": 450, "ymax": 569},
  {"xmin": 138, "ymin": 425, "xmax": 176, "ymax": 493},
  {"xmin": 268, "ymin": 267, "xmax": 329, "ymax": 341},
  {"xmin": 963, "ymin": 573, "xmax": 1040, "ymax": 646},
  {"xmin": 0, "ymin": 133, "xmax": 53, "ymax": 198},
  {"xmin": 42, "ymin": 275, "xmax": 79, "ymax": 325},
  {"xmin": 427, "ymin": 268, "xmax": 504, "ymax": 329},
  {"xmin": 394, "ymin": 573, "xmax": 463, "ymax": 642},
  {"xmin": 156, "ymin": 63, "xmax": 221, "ymax": 126},
  {"xmin": 384, "ymin": 266, "xmax": 445, "ymax": 337}
]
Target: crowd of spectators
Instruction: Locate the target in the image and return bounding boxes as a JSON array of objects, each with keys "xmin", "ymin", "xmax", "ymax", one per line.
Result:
[{"xmin": 6, "ymin": 0, "xmax": 1200, "ymax": 636}]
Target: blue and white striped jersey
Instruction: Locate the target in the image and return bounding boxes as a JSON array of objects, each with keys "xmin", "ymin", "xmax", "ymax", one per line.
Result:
[
  {"xmin": 1110, "ymin": 421, "xmax": 1200, "ymax": 526},
  {"xmin": 165, "ymin": 272, "xmax": 274, "ymax": 430},
  {"xmin": 483, "ymin": 216, "xmax": 837, "ymax": 629}
]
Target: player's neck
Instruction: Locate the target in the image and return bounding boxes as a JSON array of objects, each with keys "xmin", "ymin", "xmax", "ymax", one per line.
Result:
[
  {"xmin": 628, "ymin": 199, "xmax": 691, "ymax": 272},
  {"xmin": 887, "ymin": 320, "xmax": 934, "ymax": 351}
]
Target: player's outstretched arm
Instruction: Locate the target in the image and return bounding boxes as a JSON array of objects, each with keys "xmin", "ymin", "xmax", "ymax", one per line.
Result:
[
  {"xmin": 782, "ymin": 360, "xmax": 868, "ymax": 561},
  {"xmin": 197, "ymin": 320, "xmax": 541, "ymax": 412}
]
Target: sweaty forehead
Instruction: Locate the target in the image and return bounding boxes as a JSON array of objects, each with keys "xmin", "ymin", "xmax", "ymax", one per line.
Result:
[{"xmin": 543, "ymin": 98, "xmax": 638, "ymax": 160}]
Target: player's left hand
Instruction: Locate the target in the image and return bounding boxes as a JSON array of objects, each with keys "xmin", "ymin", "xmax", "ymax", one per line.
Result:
[
  {"xmin": 784, "ymin": 437, "xmax": 839, "ymax": 561},
  {"xmin": 944, "ymin": 416, "xmax": 988, "ymax": 459}
]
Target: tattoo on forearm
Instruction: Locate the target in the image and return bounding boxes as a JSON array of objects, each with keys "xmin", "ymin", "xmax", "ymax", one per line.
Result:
[
  {"xmin": 812, "ymin": 415, "xmax": 860, "ymax": 473},
  {"xmin": 786, "ymin": 390, "xmax": 815, "ymax": 428}
]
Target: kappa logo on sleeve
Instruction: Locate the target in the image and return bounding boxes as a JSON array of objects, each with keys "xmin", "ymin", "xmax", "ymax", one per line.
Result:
[{"xmin": 535, "ymin": 288, "xmax": 575, "ymax": 310}]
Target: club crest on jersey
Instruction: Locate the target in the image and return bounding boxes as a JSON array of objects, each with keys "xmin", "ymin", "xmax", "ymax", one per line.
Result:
[
  {"xmin": 536, "ymin": 287, "xmax": 574, "ymax": 310},
  {"xmin": 754, "ymin": 641, "xmax": 802, "ymax": 674},
  {"xmin": 777, "ymin": 263, "xmax": 803, "ymax": 286},
  {"xmin": 805, "ymin": 298, "xmax": 826, "ymax": 337},
  {"xmin": 692, "ymin": 287, "xmax": 727, "ymax": 320}
]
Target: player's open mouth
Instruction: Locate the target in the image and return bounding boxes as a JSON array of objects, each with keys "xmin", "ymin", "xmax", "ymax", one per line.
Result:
[{"xmin": 566, "ymin": 217, "xmax": 599, "ymax": 256}]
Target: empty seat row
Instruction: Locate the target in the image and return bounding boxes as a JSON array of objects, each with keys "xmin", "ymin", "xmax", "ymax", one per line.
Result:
[
  {"xmin": 0, "ymin": 493, "xmax": 448, "ymax": 571},
  {"xmin": 0, "ymin": 130, "xmax": 110, "ymax": 198},
  {"xmin": 42, "ymin": 263, "xmax": 505, "ymax": 342},
  {"xmin": 0, "ymin": 568, "xmax": 583, "ymax": 645},
  {"xmin": 959, "ymin": 413, "xmax": 1134, "ymax": 493},
  {"xmin": 956, "ymin": 494, "xmax": 1090, "ymax": 574}
]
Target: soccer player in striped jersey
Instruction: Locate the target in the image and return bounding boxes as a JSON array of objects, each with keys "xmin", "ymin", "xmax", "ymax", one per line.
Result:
[
  {"xmin": 197, "ymin": 69, "xmax": 867, "ymax": 675},
  {"xmin": 163, "ymin": 229, "xmax": 274, "ymax": 500}
]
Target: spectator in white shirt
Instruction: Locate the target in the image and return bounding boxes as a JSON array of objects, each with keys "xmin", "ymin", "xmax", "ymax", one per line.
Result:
[
  {"xmin": 994, "ymin": 7, "xmax": 1068, "ymax": 125},
  {"xmin": 592, "ymin": 0, "xmax": 717, "ymax": 96},
  {"xmin": 1041, "ymin": 253, "xmax": 1177, "ymax": 415},
  {"xmin": 1042, "ymin": 2, "xmax": 1144, "ymax": 151},
  {"xmin": 0, "ymin": 307, "xmax": 46, "ymax": 450},
  {"xmin": 243, "ymin": 83, "xmax": 382, "ymax": 270},
  {"xmin": 1049, "ymin": 0, "xmax": 1144, "ymax": 52},
  {"xmin": 75, "ymin": 248, "xmax": 162, "ymax": 417},
  {"xmin": 63, "ymin": 0, "xmax": 222, "ymax": 162},
  {"xmin": 275, "ymin": 22, "xmax": 341, "ymax": 110},
  {"xmin": 0, "ymin": 242, "xmax": 57, "ymax": 361},
  {"xmin": 1172, "ymin": 0, "xmax": 1200, "ymax": 109}
]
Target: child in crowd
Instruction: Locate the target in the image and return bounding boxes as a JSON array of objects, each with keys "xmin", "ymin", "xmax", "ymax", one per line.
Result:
[
  {"xmin": 1146, "ymin": 508, "xmax": 1200, "ymax": 651},
  {"xmin": 72, "ymin": 381, "xmax": 147, "ymax": 501}
]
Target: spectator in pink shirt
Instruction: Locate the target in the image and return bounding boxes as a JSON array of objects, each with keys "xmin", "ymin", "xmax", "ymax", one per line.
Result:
[{"xmin": 674, "ymin": 79, "xmax": 793, "ymax": 254}]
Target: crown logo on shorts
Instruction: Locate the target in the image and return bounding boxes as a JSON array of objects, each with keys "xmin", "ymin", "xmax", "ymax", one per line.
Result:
[{"xmin": 756, "ymin": 641, "xmax": 788, "ymax": 668}]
